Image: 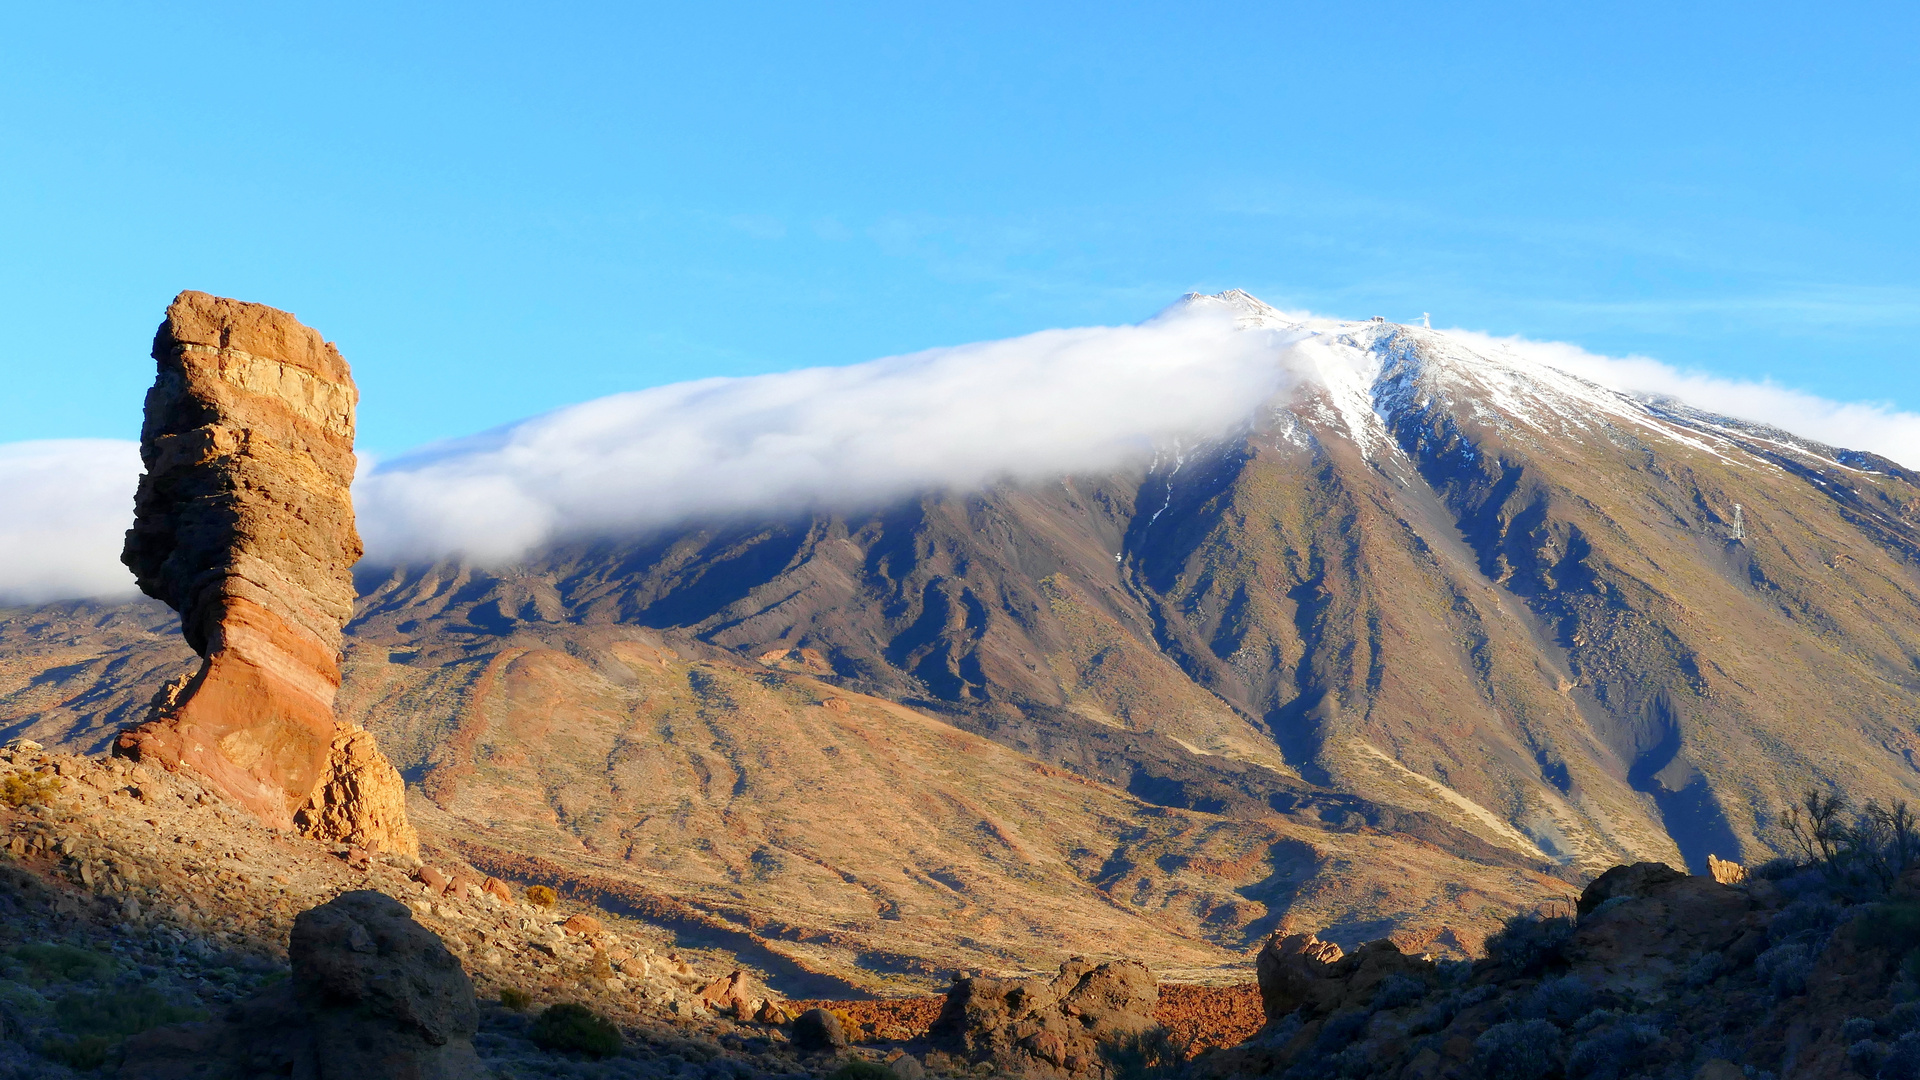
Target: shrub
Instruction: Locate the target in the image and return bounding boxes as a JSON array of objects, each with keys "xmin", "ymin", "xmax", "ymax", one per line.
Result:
[
  {"xmin": 1684, "ymin": 951, "xmax": 1726, "ymax": 988},
  {"xmin": 39, "ymin": 1034, "xmax": 111, "ymax": 1069},
  {"xmin": 1474, "ymin": 1019, "xmax": 1561, "ymax": 1080},
  {"xmin": 0, "ymin": 770, "xmax": 61, "ymax": 808},
  {"xmin": 1406, "ymin": 992, "xmax": 1459, "ymax": 1035},
  {"xmin": 1485, "ymin": 912, "xmax": 1575, "ymax": 976},
  {"xmin": 1520, "ymin": 975, "xmax": 1593, "ymax": 1027},
  {"xmin": 1852, "ymin": 1039, "xmax": 1888, "ymax": 1074},
  {"xmin": 1771, "ymin": 897, "xmax": 1843, "ymax": 946},
  {"xmin": 1755, "ymin": 942, "xmax": 1813, "ymax": 998},
  {"xmin": 1847, "ymin": 1017, "xmax": 1880, "ymax": 1041},
  {"xmin": 1883, "ymin": 1031, "xmax": 1920, "ymax": 1080},
  {"xmin": 499, "ymin": 987, "xmax": 533, "ymax": 1011},
  {"xmin": 1097, "ymin": 1028, "xmax": 1188, "ymax": 1080},
  {"xmin": 1565, "ymin": 1017, "xmax": 1660, "ymax": 1080},
  {"xmin": 826, "ymin": 1063, "xmax": 897, "ymax": 1080},
  {"xmin": 525, "ymin": 885, "xmax": 558, "ymax": 908},
  {"xmin": 13, "ymin": 943, "xmax": 112, "ymax": 983},
  {"xmin": 55, "ymin": 986, "xmax": 206, "ymax": 1038},
  {"xmin": 1312, "ymin": 1008, "xmax": 1370, "ymax": 1053},
  {"xmin": 1862, "ymin": 903, "xmax": 1920, "ymax": 956},
  {"xmin": 1370, "ymin": 973, "xmax": 1428, "ymax": 1011},
  {"xmin": 529, "ymin": 1002, "xmax": 621, "ymax": 1057}
]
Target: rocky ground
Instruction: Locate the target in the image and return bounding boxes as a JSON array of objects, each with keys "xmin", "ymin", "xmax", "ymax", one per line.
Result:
[{"xmin": 0, "ymin": 741, "xmax": 1273, "ymax": 1078}]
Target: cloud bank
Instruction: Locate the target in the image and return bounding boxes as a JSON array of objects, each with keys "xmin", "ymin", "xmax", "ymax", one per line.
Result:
[
  {"xmin": 8, "ymin": 297, "xmax": 1920, "ymax": 604},
  {"xmin": 0, "ymin": 439, "xmax": 142, "ymax": 604},
  {"xmin": 355, "ymin": 304, "xmax": 1301, "ymax": 563}
]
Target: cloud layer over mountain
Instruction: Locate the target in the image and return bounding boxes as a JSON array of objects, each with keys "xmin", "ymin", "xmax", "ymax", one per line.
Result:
[
  {"xmin": 0, "ymin": 439, "xmax": 144, "ymax": 604},
  {"xmin": 6, "ymin": 297, "xmax": 1920, "ymax": 603}
]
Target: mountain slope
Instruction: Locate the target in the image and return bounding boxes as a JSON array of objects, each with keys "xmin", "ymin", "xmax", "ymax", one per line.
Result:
[{"xmin": 8, "ymin": 290, "xmax": 1920, "ymax": 984}]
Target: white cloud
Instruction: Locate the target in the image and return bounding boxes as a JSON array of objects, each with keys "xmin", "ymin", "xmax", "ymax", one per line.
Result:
[
  {"xmin": 355, "ymin": 303, "xmax": 1302, "ymax": 563},
  {"xmin": 0, "ymin": 439, "xmax": 140, "ymax": 604},
  {"xmin": 8, "ymin": 294, "xmax": 1920, "ymax": 603}
]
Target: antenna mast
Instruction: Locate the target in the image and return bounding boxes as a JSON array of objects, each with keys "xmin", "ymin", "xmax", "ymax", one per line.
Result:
[
  {"xmin": 1730, "ymin": 503, "xmax": 1745, "ymax": 542},
  {"xmin": 1421, "ymin": 313, "xmax": 1430, "ymax": 329}
]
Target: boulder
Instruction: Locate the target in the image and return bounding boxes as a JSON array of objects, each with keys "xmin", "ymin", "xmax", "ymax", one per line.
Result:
[
  {"xmin": 929, "ymin": 957, "xmax": 1160, "ymax": 1077},
  {"xmin": 793, "ymin": 1007, "xmax": 848, "ymax": 1052},
  {"xmin": 1254, "ymin": 934, "xmax": 1431, "ymax": 1027},
  {"xmin": 562, "ymin": 913, "xmax": 605, "ymax": 936},
  {"xmin": 114, "ymin": 291, "xmax": 417, "ymax": 857},
  {"xmin": 120, "ymin": 890, "xmax": 484, "ymax": 1079}
]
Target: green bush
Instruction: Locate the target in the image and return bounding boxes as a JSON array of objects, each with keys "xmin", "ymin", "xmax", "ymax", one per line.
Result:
[
  {"xmin": 55, "ymin": 986, "xmax": 206, "ymax": 1039},
  {"xmin": 1858, "ymin": 902, "xmax": 1920, "ymax": 954},
  {"xmin": 529, "ymin": 1002, "xmax": 621, "ymax": 1057},
  {"xmin": 499, "ymin": 987, "xmax": 533, "ymax": 1011},
  {"xmin": 827, "ymin": 1062, "xmax": 897, "ymax": 1080},
  {"xmin": 39, "ymin": 1034, "xmax": 111, "ymax": 1070},
  {"xmin": 13, "ymin": 943, "xmax": 112, "ymax": 984}
]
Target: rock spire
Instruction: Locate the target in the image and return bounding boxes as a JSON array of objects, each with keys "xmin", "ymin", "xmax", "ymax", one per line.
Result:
[{"xmin": 117, "ymin": 290, "xmax": 417, "ymax": 856}]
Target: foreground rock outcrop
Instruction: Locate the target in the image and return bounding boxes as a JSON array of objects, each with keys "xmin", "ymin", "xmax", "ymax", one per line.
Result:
[
  {"xmin": 115, "ymin": 290, "xmax": 415, "ymax": 855},
  {"xmin": 929, "ymin": 958, "xmax": 1161, "ymax": 1078},
  {"xmin": 1202, "ymin": 858, "xmax": 1920, "ymax": 1080},
  {"xmin": 124, "ymin": 890, "xmax": 484, "ymax": 1078}
]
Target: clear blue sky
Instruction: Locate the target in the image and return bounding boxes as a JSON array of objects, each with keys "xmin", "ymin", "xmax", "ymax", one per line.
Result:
[{"xmin": 2, "ymin": 2, "xmax": 1916, "ymax": 455}]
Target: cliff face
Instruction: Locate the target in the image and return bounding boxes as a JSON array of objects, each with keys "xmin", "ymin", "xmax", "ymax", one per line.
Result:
[{"xmin": 116, "ymin": 290, "xmax": 416, "ymax": 856}]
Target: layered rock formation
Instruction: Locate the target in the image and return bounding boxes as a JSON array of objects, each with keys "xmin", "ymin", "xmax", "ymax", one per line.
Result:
[{"xmin": 115, "ymin": 290, "xmax": 415, "ymax": 855}]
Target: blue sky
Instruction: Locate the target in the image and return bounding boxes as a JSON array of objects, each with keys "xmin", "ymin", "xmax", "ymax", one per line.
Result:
[{"xmin": 2, "ymin": 2, "xmax": 1916, "ymax": 456}]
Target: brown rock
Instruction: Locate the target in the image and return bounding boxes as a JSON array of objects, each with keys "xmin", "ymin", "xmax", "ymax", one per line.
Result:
[
  {"xmin": 1255, "ymin": 931, "xmax": 1345, "ymax": 1021},
  {"xmin": 113, "ymin": 291, "xmax": 416, "ymax": 857},
  {"xmin": 561, "ymin": 913, "xmax": 604, "ymax": 935},
  {"xmin": 298, "ymin": 728, "xmax": 419, "ymax": 855},
  {"xmin": 1575, "ymin": 861, "xmax": 1688, "ymax": 916},
  {"xmin": 481, "ymin": 877, "xmax": 512, "ymax": 902},
  {"xmin": 121, "ymin": 890, "xmax": 483, "ymax": 1079},
  {"xmin": 1707, "ymin": 854, "xmax": 1748, "ymax": 885},
  {"xmin": 929, "ymin": 957, "xmax": 1160, "ymax": 1076},
  {"xmin": 698, "ymin": 969, "xmax": 762, "ymax": 1016},
  {"xmin": 792, "ymin": 1008, "xmax": 848, "ymax": 1052},
  {"xmin": 415, "ymin": 866, "xmax": 452, "ymax": 894}
]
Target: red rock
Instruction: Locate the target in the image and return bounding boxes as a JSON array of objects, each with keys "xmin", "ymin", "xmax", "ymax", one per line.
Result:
[
  {"xmin": 561, "ymin": 914, "xmax": 603, "ymax": 935},
  {"xmin": 415, "ymin": 866, "xmax": 451, "ymax": 894},
  {"xmin": 114, "ymin": 292, "xmax": 417, "ymax": 857},
  {"xmin": 481, "ymin": 877, "xmax": 512, "ymax": 902}
]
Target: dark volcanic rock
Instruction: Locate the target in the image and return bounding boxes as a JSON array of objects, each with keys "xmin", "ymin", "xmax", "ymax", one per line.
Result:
[{"xmin": 929, "ymin": 957, "xmax": 1160, "ymax": 1078}]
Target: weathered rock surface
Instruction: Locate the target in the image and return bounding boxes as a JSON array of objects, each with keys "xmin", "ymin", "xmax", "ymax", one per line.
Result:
[
  {"xmin": 929, "ymin": 958, "xmax": 1160, "ymax": 1077},
  {"xmin": 291, "ymin": 890, "xmax": 483, "ymax": 1075},
  {"xmin": 121, "ymin": 891, "xmax": 485, "ymax": 1079},
  {"xmin": 115, "ymin": 290, "xmax": 415, "ymax": 855}
]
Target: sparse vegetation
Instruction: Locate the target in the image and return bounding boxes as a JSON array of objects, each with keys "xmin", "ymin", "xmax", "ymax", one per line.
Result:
[
  {"xmin": 1783, "ymin": 789, "xmax": 1920, "ymax": 891},
  {"xmin": 1474, "ymin": 1018, "xmax": 1561, "ymax": 1080},
  {"xmin": 13, "ymin": 942, "xmax": 113, "ymax": 984},
  {"xmin": 528, "ymin": 1002, "xmax": 620, "ymax": 1057},
  {"xmin": 55, "ymin": 985, "xmax": 205, "ymax": 1038},
  {"xmin": 525, "ymin": 885, "xmax": 557, "ymax": 908},
  {"xmin": 499, "ymin": 987, "xmax": 533, "ymax": 1011},
  {"xmin": 1, "ymin": 769, "xmax": 62, "ymax": 808},
  {"xmin": 825, "ymin": 1062, "xmax": 896, "ymax": 1080},
  {"xmin": 1484, "ymin": 910, "xmax": 1575, "ymax": 975}
]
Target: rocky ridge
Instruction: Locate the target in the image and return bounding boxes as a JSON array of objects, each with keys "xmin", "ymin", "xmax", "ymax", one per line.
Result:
[{"xmin": 114, "ymin": 291, "xmax": 414, "ymax": 855}]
